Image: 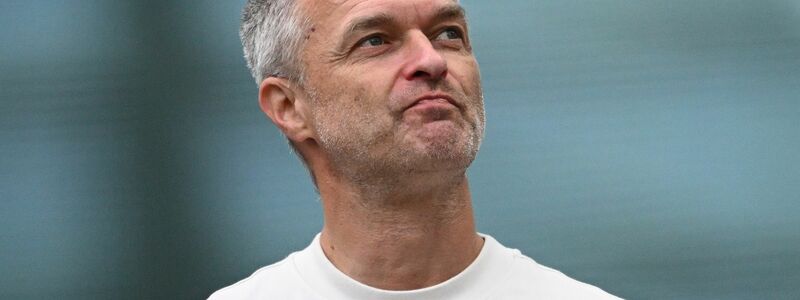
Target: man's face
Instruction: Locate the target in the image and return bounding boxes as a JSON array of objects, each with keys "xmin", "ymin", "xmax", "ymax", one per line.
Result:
[{"xmin": 298, "ymin": 0, "xmax": 485, "ymax": 178}]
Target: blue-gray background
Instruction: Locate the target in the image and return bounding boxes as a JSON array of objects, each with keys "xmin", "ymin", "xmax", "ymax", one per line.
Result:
[{"xmin": 1, "ymin": 0, "xmax": 799, "ymax": 299}]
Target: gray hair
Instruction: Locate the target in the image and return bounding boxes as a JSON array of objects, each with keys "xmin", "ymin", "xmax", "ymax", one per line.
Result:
[
  {"xmin": 241, "ymin": 0, "xmax": 318, "ymax": 189},
  {"xmin": 240, "ymin": 0, "xmax": 309, "ymax": 85}
]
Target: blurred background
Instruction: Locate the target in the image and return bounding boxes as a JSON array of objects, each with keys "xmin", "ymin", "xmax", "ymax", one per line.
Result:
[{"xmin": 1, "ymin": 0, "xmax": 799, "ymax": 299}]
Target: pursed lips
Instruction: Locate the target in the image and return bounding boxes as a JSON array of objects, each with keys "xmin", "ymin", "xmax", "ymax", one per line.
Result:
[{"xmin": 403, "ymin": 93, "xmax": 460, "ymax": 112}]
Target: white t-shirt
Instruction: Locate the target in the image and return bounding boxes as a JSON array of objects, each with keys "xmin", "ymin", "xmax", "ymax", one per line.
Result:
[{"xmin": 209, "ymin": 233, "xmax": 621, "ymax": 299}]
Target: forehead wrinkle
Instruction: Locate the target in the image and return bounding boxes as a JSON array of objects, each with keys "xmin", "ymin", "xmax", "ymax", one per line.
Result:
[
  {"xmin": 431, "ymin": 4, "xmax": 466, "ymax": 25},
  {"xmin": 346, "ymin": 13, "xmax": 397, "ymax": 35},
  {"xmin": 345, "ymin": 2, "xmax": 466, "ymax": 34}
]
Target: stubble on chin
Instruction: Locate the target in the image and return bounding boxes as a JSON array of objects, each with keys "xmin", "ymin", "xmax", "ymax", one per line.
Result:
[{"xmin": 306, "ymin": 80, "xmax": 485, "ymax": 185}]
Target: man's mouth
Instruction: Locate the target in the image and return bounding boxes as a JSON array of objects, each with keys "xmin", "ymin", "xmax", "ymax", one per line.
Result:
[
  {"xmin": 405, "ymin": 93, "xmax": 460, "ymax": 111},
  {"xmin": 401, "ymin": 94, "xmax": 463, "ymax": 123}
]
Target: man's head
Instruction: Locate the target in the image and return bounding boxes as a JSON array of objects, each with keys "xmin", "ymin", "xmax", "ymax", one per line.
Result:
[{"xmin": 241, "ymin": 0, "xmax": 485, "ymax": 186}]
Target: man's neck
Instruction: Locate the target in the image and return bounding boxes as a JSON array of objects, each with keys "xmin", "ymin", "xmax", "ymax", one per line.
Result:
[{"xmin": 317, "ymin": 172, "xmax": 484, "ymax": 291}]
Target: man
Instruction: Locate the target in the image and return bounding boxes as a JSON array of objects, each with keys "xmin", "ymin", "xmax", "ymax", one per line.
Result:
[{"xmin": 211, "ymin": 0, "xmax": 620, "ymax": 298}]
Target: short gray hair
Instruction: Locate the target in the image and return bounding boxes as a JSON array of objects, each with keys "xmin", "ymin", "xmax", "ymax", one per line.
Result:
[
  {"xmin": 240, "ymin": 0, "xmax": 309, "ymax": 85},
  {"xmin": 240, "ymin": 0, "xmax": 318, "ymax": 188}
]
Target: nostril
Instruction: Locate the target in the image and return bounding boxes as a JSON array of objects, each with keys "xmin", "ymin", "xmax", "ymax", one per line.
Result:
[
  {"xmin": 411, "ymin": 69, "xmax": 447, "ymax": 80},
  {"xmin": 412, "ymin": 70, "xmax": 428, "ymax": 78}
]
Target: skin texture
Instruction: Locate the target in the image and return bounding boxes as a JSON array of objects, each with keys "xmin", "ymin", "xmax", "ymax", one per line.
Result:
[{"xmin": 258, "ymin": 0, "xmax": 486, "ymax": 290}]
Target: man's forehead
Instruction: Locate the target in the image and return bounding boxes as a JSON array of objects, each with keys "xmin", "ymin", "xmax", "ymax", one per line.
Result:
[
  {"xmin": 299, "ymin": 0, "xmax": 461, "ymax": 24},
  {"xmin": 305, "ymin": 0, "xmax": 459, "ymax": 7}
]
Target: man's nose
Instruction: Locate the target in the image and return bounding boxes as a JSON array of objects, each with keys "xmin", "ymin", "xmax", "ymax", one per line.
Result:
[{"xmin": 400, "ymin": 32, "xmax": 448, "ymax": 81}]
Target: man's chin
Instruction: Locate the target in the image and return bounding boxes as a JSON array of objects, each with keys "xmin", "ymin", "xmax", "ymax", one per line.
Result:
[
  {"xmin": 408, "ymin": 118, "xmax": 465, "ymax": 141},
  {"xmin": 405, "ymin": 136, "xmax": 479, "ymax": 171}
]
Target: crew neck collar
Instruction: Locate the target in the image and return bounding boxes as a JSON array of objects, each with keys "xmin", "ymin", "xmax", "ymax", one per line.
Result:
[{"xmin": 292, "ymin": 232, "xmax": 512, "ymax": 300}]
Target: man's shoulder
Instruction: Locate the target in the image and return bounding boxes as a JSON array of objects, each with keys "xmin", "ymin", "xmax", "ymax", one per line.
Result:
[
  {"xmin": 208, "ymin": 253, "xmax": 320, "ymax": 300},
  {"xmin": 498, "ymin": 247, "xmax": 621, "ymax": 299}
]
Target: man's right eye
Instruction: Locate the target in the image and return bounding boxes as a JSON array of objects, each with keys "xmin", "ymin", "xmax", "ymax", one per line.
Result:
[{"xmin": 358, "ymin": 36, "xmax": 386, "ymax": 48}]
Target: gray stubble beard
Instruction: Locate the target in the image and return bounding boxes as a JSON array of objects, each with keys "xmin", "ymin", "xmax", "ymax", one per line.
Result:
[{"xmin": 307, "ymin": 81, "xmax": 486, "ymax": 195}]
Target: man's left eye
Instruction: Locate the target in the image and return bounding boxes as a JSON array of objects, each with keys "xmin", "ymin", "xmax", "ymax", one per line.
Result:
[{"xmin": 435, "ymin": 28, "xmax": 463, "ymax": 41}]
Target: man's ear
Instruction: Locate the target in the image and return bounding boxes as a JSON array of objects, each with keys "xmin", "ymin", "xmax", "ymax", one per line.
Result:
[{"xmin": 258, "ymin": 77, "xmax": 314, "ymax": 143}]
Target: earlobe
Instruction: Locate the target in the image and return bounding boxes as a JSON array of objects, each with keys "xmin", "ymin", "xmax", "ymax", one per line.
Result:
[{"xmin": 258, "ymin": 78, "xmax": 314, "ymax": 143}]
